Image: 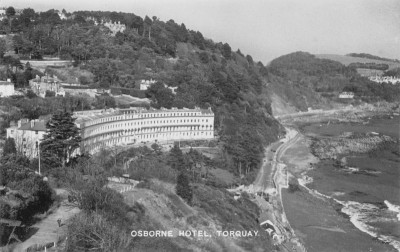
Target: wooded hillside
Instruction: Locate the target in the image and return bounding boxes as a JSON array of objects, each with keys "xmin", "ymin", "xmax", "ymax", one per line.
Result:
[
  {"xmin": 0, "ymin": 7, "xmax": 283, "ymax": 180},
  {"xmin": 266, "ymin": 52, "xmax": 400, "ymax": 111}
]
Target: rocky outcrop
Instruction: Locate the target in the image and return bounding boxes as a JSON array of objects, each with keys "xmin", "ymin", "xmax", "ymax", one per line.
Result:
[{"xmin": 311, "ymin": 134, "xmax": 394, "ymax": 159}]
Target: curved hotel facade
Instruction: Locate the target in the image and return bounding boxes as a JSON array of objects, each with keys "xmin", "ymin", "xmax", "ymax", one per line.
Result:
[{"xmin": 74, "ymin": 107, "xmax": 215, "ymax": 154}]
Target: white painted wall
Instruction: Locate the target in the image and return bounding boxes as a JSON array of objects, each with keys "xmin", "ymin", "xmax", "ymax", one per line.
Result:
[{"xmin": 0, "ymin": 83, "xmax": 14, "ymax": 97}]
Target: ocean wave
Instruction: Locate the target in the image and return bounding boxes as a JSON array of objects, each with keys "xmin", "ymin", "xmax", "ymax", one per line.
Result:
[
  {"xmin": 346, "ymin": 166, "xmax": 359, "ymax": 173},
  {"xmin": 331, "ymin": 192, "xmax": 346, "ymax": 197},
  {"xmin": 298, "ymin": 175, "xmax": 334, "ymax": 201},
  {"xmin": 341, "ymin": 166, "xmax": 382, "ymax": 175},
  {"xmin": 340, "ymin": 201, "xmax": 379, "ymax": 237},
  {"xmin": 298, "ymin": 175, "xmax": 400, "ymax": 252},
  {"xmin": 385, "ymin": 200, "xmax": 400, "ymax": 221},
  {"xmin": 298, "ymin": 172, "xmax": 313, "ymax": 186}
]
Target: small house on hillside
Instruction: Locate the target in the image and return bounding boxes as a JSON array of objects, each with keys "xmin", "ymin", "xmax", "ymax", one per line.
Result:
[
  {"xmin": 29, "ymin": 75, "xmax": 65, "ymax": 97},
  {"xmin": 0, "ymin": 79, "xmax": 14, "ymax": 97},
  {"xmin": 6, "ymin": 119, "xmax": 47, "ymax": 158},
  {"xmin": 139, "ymin": 79, "xmax": 157, "ymax": 90},
  {"xmin": 339, "ymin": 92, "xmax": 354, "ymax": 99}
]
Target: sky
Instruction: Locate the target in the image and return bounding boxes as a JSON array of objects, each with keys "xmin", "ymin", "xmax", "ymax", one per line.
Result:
[{"xmin": 3, "ymin": 0, "xmax": 400, "ymax": 64}]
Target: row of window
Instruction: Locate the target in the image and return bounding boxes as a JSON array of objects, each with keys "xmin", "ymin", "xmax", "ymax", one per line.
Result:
[
  {"xmin": 87, "ymin": 125, "xmax": 213, "ymax": 139},
  {"xmin": 138, "ymin": 112, "xmax": 201, "ymax": 118},
  {"xmin": 85, "ymin": 118, "xmax": 212, "ymax": 137},
  {"xmin": 85, "ymin": 131, "xmax": 213, "ymax": 150},
  {"xmin": 86, "ymin": 111, "xmax": 212, "ymax": 126},
  {"xmin": 9, "ymin": 130, "xmax": 40, "ymax": 136},
  {"xmin": 86, "ymin": 127, "xmax": 214, "ymax": 142}
]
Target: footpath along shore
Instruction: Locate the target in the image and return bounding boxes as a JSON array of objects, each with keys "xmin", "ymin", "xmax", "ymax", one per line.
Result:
[
  {"xmin": 232, "ymin": 127, "xmax": 306, "ymax": 252},
  {"xmin": 267, "ymin": 128, "xmax": 306, "ymax": 252}
]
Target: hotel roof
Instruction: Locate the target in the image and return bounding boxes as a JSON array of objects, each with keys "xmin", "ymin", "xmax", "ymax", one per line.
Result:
[
  {"xmin": 74, "ymin": 107, "xmax": 214, "ymax": 124},
  {"xmin": 16, "ymin": 120, "xmax": 47, "ymax": 131}
]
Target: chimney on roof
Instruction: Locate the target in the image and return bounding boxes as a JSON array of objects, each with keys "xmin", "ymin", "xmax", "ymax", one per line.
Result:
[
  {"xmin": 18, "ymin": 120, "xmax": 22, "ymax": 128},
  {"xmin": 31, "ymin": 120, "xmax": 35, "ymax": 128},
  {"xmin": 6, "ymin": 78, "xmax": 11, "ymax": 82}
]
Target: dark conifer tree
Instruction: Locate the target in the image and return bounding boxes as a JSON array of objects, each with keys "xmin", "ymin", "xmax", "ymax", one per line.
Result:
[
  {"xmin": 168, "ymin": 144, "xmax": 185, "ymax": 171},
  {"xmin": 40, "ymin": 111, "xmax": 81, "ymax": 168},
  {"xmin": 6, "ymin": 6, "xmax": 16, "ymax": 31}
]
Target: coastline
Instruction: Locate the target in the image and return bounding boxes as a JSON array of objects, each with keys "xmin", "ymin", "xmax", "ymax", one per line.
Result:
[
  {"xmin": 278, "ymin": 110, "xmax": 400, "ymax": 252},
  {"xmin": 298, "ymin": 174, "xmax": 400, "ymax": 251},
  {"xmin": 280, "ymin": 132, "xmax": 398, "ymax": 252}
]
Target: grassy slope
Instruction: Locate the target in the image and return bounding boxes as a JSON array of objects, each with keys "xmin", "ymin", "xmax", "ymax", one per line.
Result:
[{"xmin": 123, "ymin": 179, "xmax": 275, "ymax": 252}]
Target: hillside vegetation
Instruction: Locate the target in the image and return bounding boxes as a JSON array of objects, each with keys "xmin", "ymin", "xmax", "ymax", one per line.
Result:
[
  {"xmin": 266, "ymin": 52, "xmax": 400, "ymax": 112},
  {"xmin": 0, "ymin": 8, "xmax": 284, "ymax": 180},
  {"xmin": 1, "ymin": 6, "xmax": 400, "ymax": 252},
  {"xmin": 315, "ymin": 54, "xmax": 400, "ymax": 70},
  {"xmin": 1, "ymin": 9, "xmax": 398, "ymax": 174},
  {"xmin": 383, "ymin": 67, "xmax": 400, "ymax": 77},
  {"xmin": 346, "ymin": 53, "xmax": 399, "ymax": 63}
]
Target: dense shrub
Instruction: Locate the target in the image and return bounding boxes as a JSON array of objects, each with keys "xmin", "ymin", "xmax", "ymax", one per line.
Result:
[
  {"xmin": 65, "ymin": 213, "xmax": 134, "ymax": 251},
  {"xmin": 0, "ymin": 158, "xmax": 55, "ymax": 222},
  {"xmin": 176, "ymin": 172, "xmax": 192, "ymax": 204}
]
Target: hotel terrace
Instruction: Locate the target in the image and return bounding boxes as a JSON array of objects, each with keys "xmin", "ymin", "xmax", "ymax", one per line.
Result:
[{"xmin": 74, "ymin": 107, "xmax": 215, "ymax": 154}]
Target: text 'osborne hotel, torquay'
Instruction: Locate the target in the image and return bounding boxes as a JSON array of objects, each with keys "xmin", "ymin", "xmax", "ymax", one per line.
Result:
[{"xmin": 74, "ymin": 107, "xmax": 215, "ymax": 154}]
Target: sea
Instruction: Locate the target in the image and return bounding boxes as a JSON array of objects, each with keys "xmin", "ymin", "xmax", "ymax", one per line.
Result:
[{"xmin": 301, "ymin": 115, "xmax": 400, "ymax": 251}]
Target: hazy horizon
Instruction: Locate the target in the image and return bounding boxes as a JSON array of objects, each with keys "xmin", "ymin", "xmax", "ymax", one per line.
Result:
[{"xmin": 3, "ymin": 0, "xmax": 400, "ymax": 64}]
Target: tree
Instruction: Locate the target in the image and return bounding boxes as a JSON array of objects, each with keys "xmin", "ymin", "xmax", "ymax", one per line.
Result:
[
  {"xmin": 6, "ymin": 7, "xmax": 16, "ymax": 17},
  {"xmin": 168, "ymin": 144, "xmax": 185, "ymax": 171},
  {"xmin": 40, "ymin": 111, "xmax": 81, "ymax": 168},
  {"xmin": 145, "ymin": 82, "xmax": 175, "ymax": 109},
  {"xmin": 20, "ymin": 8, "xmax": 36, "ymax": 27},
  {"xmin": 88, "ymin": 58, "xmax": 119, "ymax": 88},
  {"xmin": 151, "ymin": 142, "xmax": 162, "ymax": 154},
  {"xmin": 45, "ymin": 90, "xmax": 56, "ymax": 97},
  {"xmin": 26, "ymin": 89, "xmax": 37, "ymax": 98},
  {"xmin": 222, "ymin": 43, "xmax": 232, "ymax": 59},
  {"xmin": 6, "ymin": 6, "xmax": 16, "ymax": 32},
  {"xmin": 3, "ymin": 138, "xmax": 16, "ymax": 156},
  {"xmin": 0, "ymin": 155, "xmax": 54, "ymax": 220},
  {"xmin": 176, "ymin": 172, "xmax": 192, "ymax": 204},
  {"xmin": 15, "ymin": 72, "xmax": 27, "ymax": 88},
  {"xmin": 0, "ymin": 39, "xmax": 7, "ymax": 58},
  {"xmin": 144, "ymin": 15, "xmax": 153, "ymax": 39},
  {"xmin": 246, "ymin": 55, "xmax": 254, "ymax": 65},
  {"xmin": 94, "ymin": 94, "xmax": 116, "ymax": 109},
  {"xmin": 199, "ymin": 51, "xmax": 209, "ymax": 64}
]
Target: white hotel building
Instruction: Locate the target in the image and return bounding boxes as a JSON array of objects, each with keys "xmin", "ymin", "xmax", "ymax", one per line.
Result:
[{"xmin": 74, "ymin": 107, "xmax": 215, "ymax": 154}]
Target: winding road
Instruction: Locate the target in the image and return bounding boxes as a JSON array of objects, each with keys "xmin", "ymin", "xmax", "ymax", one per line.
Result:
[
  {"xmin": 252, "ymin": 127, "xmax": 306, "ymax": 252},
  {"xmin": 254, "ymin": 128, "xmax": 299, "ymax": 193}
]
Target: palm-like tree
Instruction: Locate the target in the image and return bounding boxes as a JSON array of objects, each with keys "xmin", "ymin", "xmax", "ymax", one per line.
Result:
[{"xmin": 6, "ymin": 7, "xmax": 16, "ymax": 32}]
